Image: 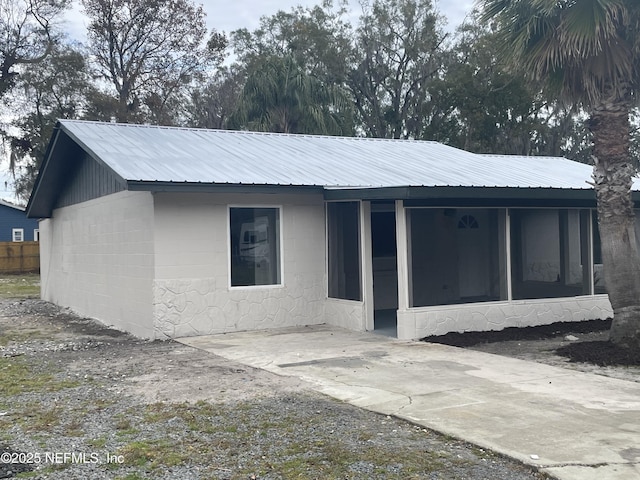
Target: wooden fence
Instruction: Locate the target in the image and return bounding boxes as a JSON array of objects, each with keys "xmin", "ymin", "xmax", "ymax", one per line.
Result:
[{"xmin": 0, "ymin": 241, "xmax": 40, "ymax": 274}]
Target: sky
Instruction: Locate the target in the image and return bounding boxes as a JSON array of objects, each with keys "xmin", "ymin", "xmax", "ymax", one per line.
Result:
[{"xmin": 63, "ymin": 0, "xmax": 476, "ymax": 42}]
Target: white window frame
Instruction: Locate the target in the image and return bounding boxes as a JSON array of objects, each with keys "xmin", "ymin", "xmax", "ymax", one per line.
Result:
[
  {"xmin": 227, "ymin": 205, "xmax": 284, "ymax": 289},
  {"xmin": 34, "ymin": 229, "xmax": 40, "ymax": 242},
  {"xmin": 12, "ymin": 228, "xmax": 24, "ymax": 242}
]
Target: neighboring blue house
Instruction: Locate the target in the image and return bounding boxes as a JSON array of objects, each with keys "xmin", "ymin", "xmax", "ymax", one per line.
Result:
[{"xmin": 0, "ymin": 199, "xmax": 39, "ymax": 242}]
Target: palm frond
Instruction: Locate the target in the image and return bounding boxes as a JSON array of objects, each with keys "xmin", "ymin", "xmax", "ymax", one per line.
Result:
[{"xmin": 480, "ymin": 0, "xmax": 635, "ymax": 105}]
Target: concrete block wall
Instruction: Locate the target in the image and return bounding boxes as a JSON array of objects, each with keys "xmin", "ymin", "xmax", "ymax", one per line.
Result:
[
  {"xmin": 398, "ymin": 295, "xmax": 613, "ymax": 340},
  {"xmin": 152, "ymin": 192, "xmax": 327, "ymax": 338},
  {"xmin": 39, "ymin": 191, "xmax": 155, "ymax": 337}
]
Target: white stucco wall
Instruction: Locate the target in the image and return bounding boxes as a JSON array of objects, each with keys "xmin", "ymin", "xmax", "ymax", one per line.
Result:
[
  {"xmin": 397, "ymin": 295, "xmax": 613, "ymax": 340},
  {"xmin": 39, "ymin": 191, "xmax": 155, "ymax": 337},
  {"xmin": 325, "ymin": 298, "xmax": 366, "ymax": 330},
  {"xmin": 152, "ymin": 192, "xmax": 327, "ymax": 338}
]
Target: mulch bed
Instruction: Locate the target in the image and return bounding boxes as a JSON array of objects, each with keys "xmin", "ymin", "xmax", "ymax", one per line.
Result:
[
  {"xmin": 556, "ymin": 341, "xmax": 640, "ymax": 366},
  {"xmin": 422, "ymin": 319, "xmax": 640, "ymax": 367}
]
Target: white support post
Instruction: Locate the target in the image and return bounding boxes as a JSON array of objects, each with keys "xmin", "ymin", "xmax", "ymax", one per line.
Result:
[
  {"xmin": 360, "ymin": 201, "xmax": 374, "ymax": 331},
  {"xmin": 505, "ymin": 209, "xmax": 513, "ymax": 301},
  {"xmin": 395, "ymin": 200, "xmax": 410, "ymax": 311},
  {"xmin": 587, "ymin": 210, "xmax": 595, "ymax": 295}
]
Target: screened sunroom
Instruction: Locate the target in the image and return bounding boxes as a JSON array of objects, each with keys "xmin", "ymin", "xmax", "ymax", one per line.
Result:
[{"xmin": 324, "ymin": 192, "xmax": 615, "ymax": 340}]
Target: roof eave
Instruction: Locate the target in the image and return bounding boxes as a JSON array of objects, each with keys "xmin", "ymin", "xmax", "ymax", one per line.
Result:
[
  {"xmin": 126, "ymin": 180, "xmax": 325, "ymax": 195},
  {"xmin": 26, "ymin": 123, "xmax": 63, "ymax": 218}
]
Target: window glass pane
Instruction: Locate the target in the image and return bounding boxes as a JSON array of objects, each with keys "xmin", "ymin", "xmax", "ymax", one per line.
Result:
[
  {"xmin": 327, "ymin": 202, "xmax": 361, "ymax": 301},
  {"xmin": 408, "ymin": 208, "xmax": 507, "ymax": 307},
  {"xmin": 511, "ymin": 209, "xmax": 586, "ymax": 299},
  {"xmin": 230, "ymin": 207, "xmax": 280, "ymax": 287},
  {"xmin": 12, "ymin": 229, "xmax": 23, "ymax": 242}
]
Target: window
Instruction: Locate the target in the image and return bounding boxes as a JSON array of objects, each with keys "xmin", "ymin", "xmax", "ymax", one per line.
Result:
[
  {"xmin": 457, "ymin": 215, "xmax": 479, "ymax": 229},
  {"xmin": 12, "ymin": 228, "xmax": 24, "ymax": 242},
  {"xmin": 229, "ymin": 207, "xmax": 281, "ymax": 287},
  {"xmin": 34, "ymin": 229, "xmax": 40, "ymax": 242},
  {"xmin": 327, "ymin": 202, "xmax": 361, "ymax": 301}
]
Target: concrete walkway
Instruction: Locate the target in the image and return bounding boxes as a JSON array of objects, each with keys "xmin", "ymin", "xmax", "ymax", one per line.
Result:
[{"xmin": 179, "ymin": 325, "xmax": 640, "ymax": 480}]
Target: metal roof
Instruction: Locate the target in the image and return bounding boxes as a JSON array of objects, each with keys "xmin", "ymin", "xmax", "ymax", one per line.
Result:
[
  {"xmin": 57, "ymin": 120, "xmax": 598, "ymax": 190},
  {"xmin": 0, "ymin": 199, "xmax": 25, "ymax": 211},
  {"xmin": 30, "ymin": 119, "xmax": 640, "ymax": 218}
]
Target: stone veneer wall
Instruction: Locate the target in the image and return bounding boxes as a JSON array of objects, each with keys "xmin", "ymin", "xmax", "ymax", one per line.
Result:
[
  {"xmin": 325, "ymin": 298, "xmax": 366, "ymax": 331},
  {"xmin": 153, "ymin": 275, "xmax": 326, "ymax": 338},
  {"xmin": 397, "ymin": 295, "xmax": 613, "ymax": 340},
  {"xmin": 39, "ymin": 191, "xmax": 155, "ymax": 337},
  {"xmin": 152, "ymin": 192, "xmax": 328, "ymax": 338}
]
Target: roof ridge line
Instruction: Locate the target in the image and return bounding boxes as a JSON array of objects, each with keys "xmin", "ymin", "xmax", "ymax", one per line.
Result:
[{"xmin": 58, "ymin": 119, "xmax": 442, "ymax": 144}]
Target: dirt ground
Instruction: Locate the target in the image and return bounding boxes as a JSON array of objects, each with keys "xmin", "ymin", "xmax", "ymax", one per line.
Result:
[
  {"xmin": 3, "ymin": 276, "xmax": 639, "ymax": 479},
  {"xmin": 0, "ymin": 300, "xmax": 310, "ymax": 405},
  {"xmin": 0, "ymin": 299, "xmax": 551, "ymax": 480},
  {"xmin": 4, "ymin": 299, "xmax": 638, "ymax": 399},
  {"xmin": 2, "ymin": 290, "xmax": 638, "ymax": 479}
]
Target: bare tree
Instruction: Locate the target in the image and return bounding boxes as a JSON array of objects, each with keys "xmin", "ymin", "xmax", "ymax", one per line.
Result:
[
  {"xmin": 82, "ymin": 0, "xmax": 227, "ymax": 124},
  {"xmin": 349, "ymin": 0, "xmax": 448, "ymax": 139},
  {"xmin": 0, "ymin": 0, "xmax": 69, "ymax": 101},
  {"xmin": 8, "ymin": 43, "xmax": 90, "ymax": 201}
]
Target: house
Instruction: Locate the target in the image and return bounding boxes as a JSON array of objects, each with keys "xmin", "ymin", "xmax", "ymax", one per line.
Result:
[
  {"xmin": 27, "ymin": 119, "xmax": 629, "ymax": 339},
  {"xmin": 0, "ymin": 199, "xmax": 39, "ymax": 242}
]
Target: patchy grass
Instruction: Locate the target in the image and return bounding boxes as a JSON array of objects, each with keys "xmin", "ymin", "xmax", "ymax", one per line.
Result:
[
  {"xmin": 0, "ymin": 357, "xmax": 79, "ymax": 396},
  {"xmin": 87, "ymin": 436, "xmax": 108, "ymax": 449},
  {"xmin": 0, "ymin": 274, "xmax": 40, "ymax": 299},
  {"xmin": 114, "ymin": 474, "xmax": 147, "ymax": 480},
  {"xmin": 0, "ymin": 357, "xmax": 82, "ymax": 440},
  {"xmin": 20, "ymin": 403, "xmax": 64, "ymax": 433},
  {"xmin": 114, "ymin": 414, "xmax": 139, "ymax": 437},
  {"xmin": 0, "ymin": 371, "xmax": 547, "ymax": 480},
  {"xmin": 106, "ymin": 400, "xmax": 463, "ymax": 479},
  {"xmin": 0, "ymin": 328, "xmax": 49, "ymax": 346},
  {"xmin": 117, "ymin": 439, "xmax": 191, "ymax": 469}
]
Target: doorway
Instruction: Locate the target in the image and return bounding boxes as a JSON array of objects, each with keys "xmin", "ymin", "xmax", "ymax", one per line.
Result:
[
  {"xmin": 456, "ymin": 210, "xmax": 491, "ymax": 300},
  {"xmin": 371, "ymin": 204, "xmax": 398, "ymax": 336}
]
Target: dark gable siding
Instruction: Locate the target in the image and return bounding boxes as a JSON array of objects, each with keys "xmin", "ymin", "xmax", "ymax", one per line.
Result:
[
  {"xmin": 55, "ymin": 150, "xmax": 126, "ymax": 210},
  {"xmin": 0, "ymin": 205, "xmax": 39, "ymax": 242}
]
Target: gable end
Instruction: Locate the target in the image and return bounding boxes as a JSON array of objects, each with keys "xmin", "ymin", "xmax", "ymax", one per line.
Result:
[
  {"xmin": 27, "ymin": 126, "xmax": 128, "ymax": 218},
  {"xmin": 55, "ymin": 149, "xmax": 126, "ymax": 210}
]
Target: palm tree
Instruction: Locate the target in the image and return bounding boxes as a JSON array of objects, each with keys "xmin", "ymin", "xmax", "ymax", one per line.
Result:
[
  {"xmin": 480, "ymin": 0, "xmax": 640, "ymax": 350},
  {"xmin": 229, "ymin": 55, "xmax": 353, "ymax": 135}
]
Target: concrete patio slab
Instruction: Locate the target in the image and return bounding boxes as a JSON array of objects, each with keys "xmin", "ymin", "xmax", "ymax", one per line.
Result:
[{"xmin": 179, "ymin": 325, "xmax": 640, "ymax": 480}]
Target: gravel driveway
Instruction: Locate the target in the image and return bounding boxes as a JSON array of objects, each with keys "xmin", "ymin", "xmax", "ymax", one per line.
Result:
[{"xmin": 0, "ymin": 299, "xmax": 551, "ymax": 479}]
